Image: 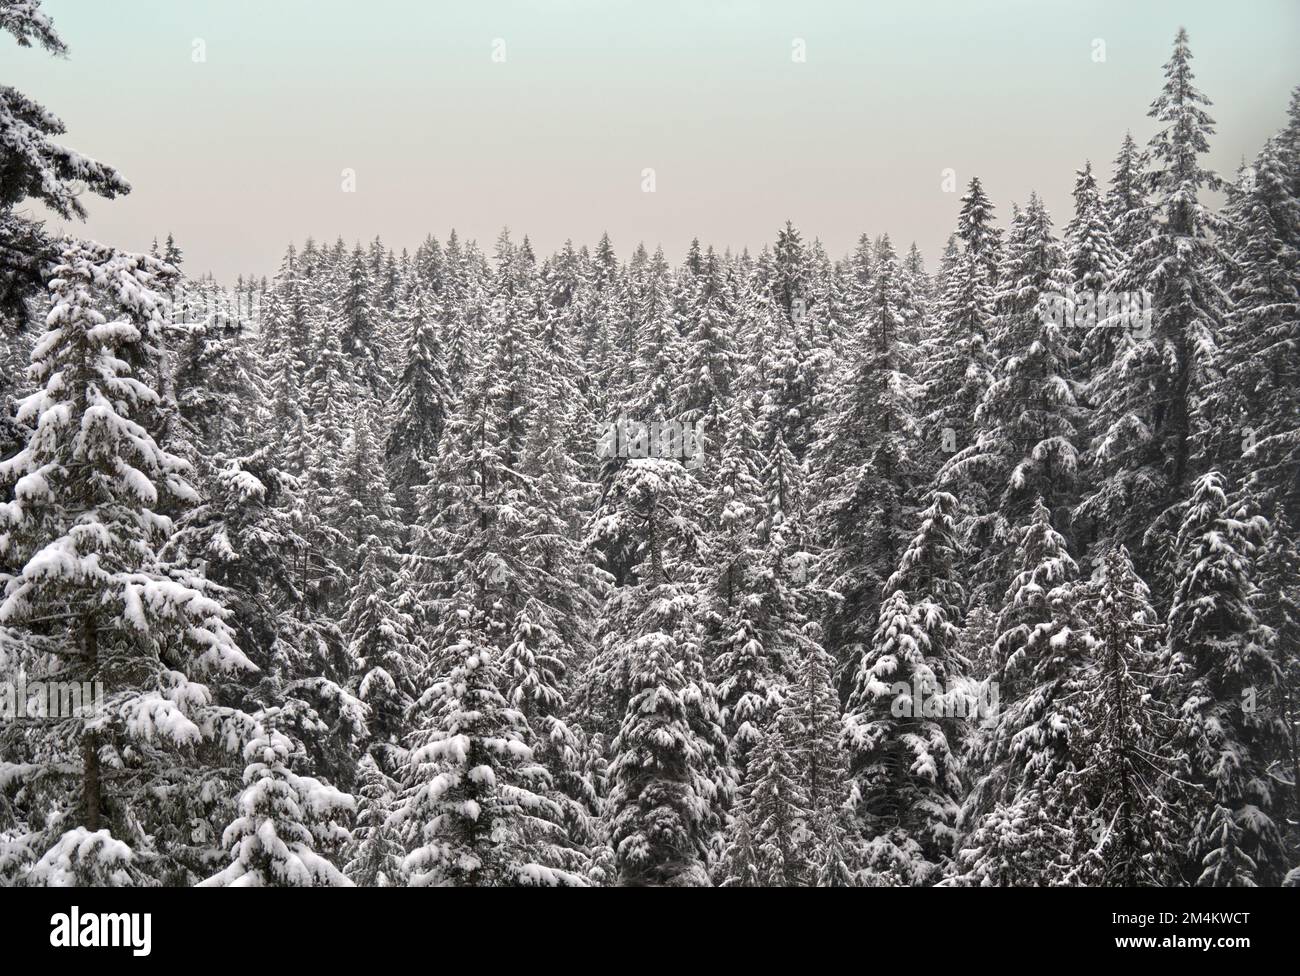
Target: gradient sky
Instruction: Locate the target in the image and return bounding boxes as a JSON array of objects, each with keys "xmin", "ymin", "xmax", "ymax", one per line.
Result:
[{"xmin": 6, "ymin": 0, "xmax": 1298, "ymax": 282}]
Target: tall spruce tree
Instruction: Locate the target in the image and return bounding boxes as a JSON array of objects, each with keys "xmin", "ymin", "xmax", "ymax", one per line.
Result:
[
  {"xmin": 385, "ymin": 282, "xmax": 451, "ymax": 522},
  {"xmin": 595, "ymin": 460, "xmax": 728, "ymax": 886},
  {"xmin": 958, "ymin": 500, "xmax": 1090, "ymax": 885},
  {"xmin": 940, "ymin": 193, "xmax": 1081, "ymax": 602},
  {"xmin": 813, "ymin": 235, "xmax": 924, "ymax": 688},
  {"xmin": 1167, "ymin": 472, "xmax": 1288, "ymax": 886},
  {"xmin": 0, "ymin": 243, "xmax": 256, "ymax": 884},
  {"xmin": 1069, "ymin": 547, "xmax": 1180, "ymax": 886},
  {"xmin": 1080, "ymin": 28, "xmax": 1230, "ymax": 588},
  {"xmin": 843, "ymin": 491, "xmax": 967, "ymax": 884}
]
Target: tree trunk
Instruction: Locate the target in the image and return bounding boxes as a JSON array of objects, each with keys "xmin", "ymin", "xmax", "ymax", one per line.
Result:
[{"xmin": 81, "ymin": 613, "xmax": 101, "ymax": 831}]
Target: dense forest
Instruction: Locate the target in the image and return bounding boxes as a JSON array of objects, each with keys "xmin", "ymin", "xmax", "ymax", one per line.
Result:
[{"xmin": 1, "ymin": 3, "xmax": 1297, "ymax": 886}]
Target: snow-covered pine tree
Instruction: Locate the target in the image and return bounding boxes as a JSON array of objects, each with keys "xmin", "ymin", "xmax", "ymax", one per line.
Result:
[
  {"xmin": 957, "ymin": 601, "xmax": 998, "ymax": 682},
  {"xmin": 21, "ymin": 827, "xmax": 152, "ymax": 886},
  {"xmin": 958, "ymin": 177, "xmax": 1004, "ymax": 285},
  {"xmin": 343, "ymin": 534, "xmax": 417, "ymax": 775},
  {"xmin": 1280, "ymin": 86, "xmax": 1300, "ymax": 215},
  {"xmin": 1217, "ymin": 137, "xmax": 1300, "ymax": 523},
  {"xmin": 813, "ymin": 234, "xmax": 924, "ymax": 690},
  {"xmin": 957, "ymin": 499, "xmax": 1089, "ymax": 885},
  {"xmin": 706, "ymin": 392, "xmax": 784, "ymax": 767},
  {"xmin": 160, "ymin": 437, "xmax": 365, "ymax": 799},
  {"xmin": 1066, "ymin": 161, "xmax": 1124, "ymax": 389},
  {"xmin": 394, "ymin": 620, "xmax": 583, "ymax": 886},
  {"xmin": 719, "ymin": 723, "xmax": 811, "ymax": 886},
  {"xmin": 903, "ymin": 241, "xmax": 932, "ymax": 312},
  {"xmin": 500, "ymin": 348, "xmax": 603, "ymax": 872},
  {"xmin": 624, "ymin": 245, "xmax": 683, "ymax": 426},
  {"xmin": 924, "ymin": 181, "xmax": 999, "ymax": 466},
  {"xmin": 1265, "ymin": 546, "xmax": 1300, "ymax": 884},
  {"xmin": 171, "ymin": 300, "xmax": 262, "ymax": 461},
  {"xmin": 161, "ymin": 233, "xmax": 183, "ymax": 270},
  {"xmin": 771, "ymin": 220, "xmax": 810, "ymax": 323},
  {"xmin": 842, "ymin": 490, "xmax": 967, "ymax": 885},
  {"xmin": 408, "ymin": 295, "xmax": 539, "ymax": 657},
  {"xmin": 1080, "ymin": 28, "xmax": 1230, "ymax": 588},
  {"xmin": 517, "ymin": 296, "xmax": 601, "ymax": 657},
  {"xmin": 344, "ymin": 752, "xmax": 404, "ymax": 886},
  {"xmin": 301, "ymin": 310, "xmax": 353, "ymax": 599},
  {"xmin": 200, "ymin": 725, "xmax": 354, "ymax": 887},
  {"xmin": 0, "ymin": 242, "xmax": 256, "ymax": 884},
  {"xmin": 1069, "ymin": 546, "xmax": 1180, "ymax": 886},
  {"xmin": 385, "ymin": 282, "xmax": 451, "ymax": 523},
  {"xmin": 753, "ymin": 279, "xmax": 829, "ymax": 464},
  {"xmin": 256, "ymin": 254, "xmax": 313, "ymax": 474},
  {"xmin": 339, "ymin": 243, "xmax": 386, "ymax": 397},
  {"xmin": 607, "ymin": 616, "xmax": 726, "ymax": 887},
  {"xmin": 751, "ymin": 421, "xmax": 846, "ymax": 852},
  {"xmin": 1105, "ymin": 131, "xmax": 1150, "ymax": 261},
  {"xmin": 1166, "ymin": 472, "xmax": 1288, "ymax": 886},
  {"xmin": 593, "ymin": 459, "xmax": 729, "ymax": 886},
  {"xmin": 940, "ymin": 193, "xmax": 1081, "ymax": 604},
  {"xmin": 0, "ymin": 1, "xmax": 129, "ymax": 321},
  {"xmin": 717, "ymin": 811, "xmax": 762, "ymax": 886},
  {"xmin": 675, "ymin": 248, "xmax": 737, "ymax": 435},
  {"xmin": 1254, "ymin": 510, "xmax": 1300, "ymax": 855},
  {"xmin": 950, "ymin": 791, "xmax": 1070, "ymax": 887},
  {"xmin": 499, "ymin": 599, "xmax": 600, "ymax": 876},
  {"xmin": 335, "ymin": 401, "xmax": 402, "ymax": 570},
  {"xmin": 398, "ymin": 295, "xmax": 599, "ymax": 877}
]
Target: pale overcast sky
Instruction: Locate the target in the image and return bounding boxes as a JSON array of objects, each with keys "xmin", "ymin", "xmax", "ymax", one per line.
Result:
[{"xmin": 8, "ymin": 0, "xmax": 1298, "ymax": 281}]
